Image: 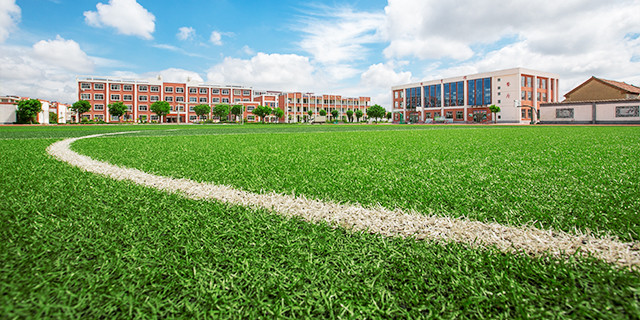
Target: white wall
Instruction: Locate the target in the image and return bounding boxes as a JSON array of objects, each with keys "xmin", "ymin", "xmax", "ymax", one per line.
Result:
[{"xmin": 0, "ymin": 104, "xmax": 17, "ymax": 124}]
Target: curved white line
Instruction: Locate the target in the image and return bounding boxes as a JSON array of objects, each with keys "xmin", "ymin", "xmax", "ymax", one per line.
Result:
[{"xmin": 47, "ymin": 132, "xmax": 640, "ymax": 269}]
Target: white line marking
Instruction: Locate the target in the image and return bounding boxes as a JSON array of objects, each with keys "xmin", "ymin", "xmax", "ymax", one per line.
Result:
[{"xmin": 47, "ymin": 132, "xmax": 640, "ymax": 269}]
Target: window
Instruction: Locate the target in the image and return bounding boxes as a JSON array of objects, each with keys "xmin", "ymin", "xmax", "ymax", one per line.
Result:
[
  {"xmin": 176, "ymin": 87, "xmax": 184, "ymax": 93},
  {"xmin": 81, "ymin": 83, "xmax": 91, "ymax": 89},
  {"xmin": 247, "ymin": 106, "xmax": 255, "ymax": 111},
  {"xmin": 123, "ymin": 85, "xmax": 133, "ymax": 91},
  {"xmin": 94, "ymin": 83, "xmax": 104, "ymax": 90},
  {"xmin": 222, "ymin": 98, "xmax": 229, "ymax": 103},
  {"xmin": 537, "ymin": 92, "xmax": 541, "ymax": 101},
  {"xmin": 527, "ymin": 91, "xmax": 532, "ymax": 101},
  {"xmin": 138, "ymin": 85, "xmax": 148, "ymax": 92},
  {"xmin": 243, "ymin": 98, "xmax": 249, "ymax": 102},
  {"xmin": 425, "ymin": 113, "xmax": 432, "ymax": 119},
  {"xmin": 165, "ymin": 96, "xmax": 174, "ymax": 102},
  {"xmin": 233, "ymin": 89, "xmax": 241, "ymax": 95},
  {"xmin": 456, "ymin": 111, "xmax": 463, "ymax": 120},
  {"xmin": 556, "ymin": 108, "xmax": 574, "ymax": 118},
  {"xmin": 138, "ymin": 105, "xmax": 148, "ymax": 111},
  {"xmin": 199, "ymin": 97, "xmax": 207, "ymax": 103},
  {"xmin": 81, "ymin": 93, "xmax": 91, "ymax": 100},
  {"xmin": 445, "ymin": 111, "xmax": 453, "ymax": 118},
  {"xmin": 248, "ymin": 115, "xmax": 255, "ymax": 121},
  {"xmin": 94, "ymin": 115, "xmax": 104, "ymax": 121},
  {"xmin": 150, "ymin": 86, "xmax": 159, "ymax": 92},
  {"xmin": 616, "ymin": 106, "xmax": 639, "ymax": 117},
  {"xmin": 110, "ymin": 94, "xmax": 120, "ymax": 101},
  {"xmin": 234, "ymin": 98, "xmax": 241, "ymax": 102},
  {"xmin": 221, "ymin": 89, "xmax": 229, "ymax": 95},
  {"xmin": 212, "ymin": 89, "xmax": 220, "ymax": 94},
  {"xmin": 542, "ymin": 93, "xmax": 547, "ymax": 101},
  {"xmin": 199, "ymin": 88, "xmax": 208, "ymax": 94},
  {"xmin": 94, "ymin": 94, "xmax": 104, "ymax": 100},
  {"xmin": 94, "ymin": 104, "xmax": 104, "ymax": 111},
  {"xmin": 243, "ymin": 90, "xmax": 251, "ymax": 96},
  {"xmin": 139, "ymin": 95, "xmax": 148, "ymax": 101},
  {"xmin": 189, "ymin": 115, "xmax": 197, "ymax": 122},
  {"xmin": 111, "ymin": 84, "xmax": 120, "ymax": 91},
  {"xmin": 189, "ymin": 97, "xmax": 197, "ymax": 103},
  {"xmin": 111, "ymin": 115, "xmax": 120, "ymax": 121},
  {"xmin": 189, "ymin": 88, "xmax": 197, "ymax": 94},
  {"xmin": 125, "ymin": 105, "xmax": 132, "ymax": 111},
  {"xmin": 151, "ymin": 115, "xmax": 159, "ymax": 121},
  {"xmin": 521, "ymin": 91, "xmax": 526, "ymax": 100},
  {"xmin": 165, "ymin": 87, "xmax": 173, "ymax": 93},
  {"xmin": 212, "ymin": 97, "xmax": 220, "ymax": 103},
  {"xmin": 123, "ymin": 95, "xmax": 133, "ymax": 101},
  {"xmin": 139, "ymin": 115, "xmax": 147, "ymax": 122},
  {"xmin": 150, "ymin": 95, "xmax": 159, "ymax": 102},
  {"xmin": 189, "ymin": 106, "xmax": 194, "ymax": 112},
  {"xmin": 176, "ymin": 97, "xmax": 184, "ymax": 102},
  {"xmin": 178, "ymin": 106, "xmax": 184, "ymax": 111}
]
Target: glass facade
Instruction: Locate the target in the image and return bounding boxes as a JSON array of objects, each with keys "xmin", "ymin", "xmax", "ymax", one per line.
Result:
[
  {"xmin": 467, "ymin": 77, "xmax": 491, "ymax": 106},
  {"xmin": 422, "ymin": 84, "xmax": 441, "ymax": 108},
  {"xmin": 405, "ymin": 87, "xmax": 421, "ymax": 108}
]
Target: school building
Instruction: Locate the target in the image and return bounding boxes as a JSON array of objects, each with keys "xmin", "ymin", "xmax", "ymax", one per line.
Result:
[
  {"xmin": 391, "ymin": 68, "xmax": 560, "ymax": 124},
  {"xmin": 76, "ymin": 76, "xmax": 370, "ymax": 123}
]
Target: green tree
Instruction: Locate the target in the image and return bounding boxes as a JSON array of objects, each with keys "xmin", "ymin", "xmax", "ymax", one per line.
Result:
[
  {"xmin": 367, "ymin": 104, "xmax": 386, "ymax": 123},
  {"xmin": 213, "ymin": 104, "xmax": 230, "ymax": 122},
  {"xmin": 194, "ymin": 104, "xmax": 210, "ymax": 122},
  {"xmin": 49, "ymin": 111, "xmax": 58, "ymax": 124},
  {"xmin": 71, "ymin": 100, "xmax": 91, "ymax": 123},
  {"xmin": 272, "ymin": 107, "xmax": 284, "ymax": 122},
  {"xmin": 150, "ymin": 101, "xmax": 170, "ymax": 123},
  {"xmin": 252, "ymin": 105, "xmax": 272, "ymax": 123},
  {"xmin": 355, "ymin": 109, "xmax": 363, "ymax": 122},
  {"xmin": 386, "ymin": 111, "xmax": 392, "ymax": 121},
  {"xmin": 319, "ymin": 109, "xmax": 327, "ymax": 117},
  {"xmin": 331, "ymin": 109, "xmax": 339, "ymax": 121},
  {"xmin": 346, "ymin": 109, "xmax": 354, "ymax": 122},
  {"xmin": 231, "ymin": 105, "xmax": 244, "ymax": 122},
  {"xmin": 307, "ymin": 109, "xmax": 313, "ymax": 120},
  {"xmin": 16, "ymin": 99, "xmax": 42, "ymax": 124},
  {"xmin": 108, "ymin": 102, "xmax": 128, "ymax": 121},
  {"xmin": 489, "ymin": 105, "xmax": 501, "ymax": 124}
]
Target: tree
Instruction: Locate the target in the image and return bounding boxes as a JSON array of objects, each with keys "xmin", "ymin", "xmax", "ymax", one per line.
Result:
[
  {"xmin": 194, "ymin": 104, "xmax": 210, "ymax": 122},
  {"xmin": 272, "ymin": 107, "xmax": 284, "ymax": 122},
  {"xmin": 355, "ymin": 109, "xmax": 364, "ymax": 122},
  {"xmin": 49, "ymin": 112, "xmax": 58, "ymax": 124},
  {"xmin": 16, "ymin": 99, "xmax": 42, "ymax": 124},
  {"xmin": 213, "ymin": 104, "xmax": 230, "ymax": 122},
  {"xmin": 108, "ymin": 102, "xmax": 128, "ymax": 121},
  {"xmin": 331, "ymin": 109, "xmax": 339, "ymax": 121},
  {"xmin": 231, "ymin": 105, "xmax": 244, "ymax": 122},
  {"xmin": 150, "ymin": 101, "xmax": 170, "ymax": 123},
  {"xmin": 252, "ymin": 105, "xmax": 272, "ymax": 123},
  {"xmin": 367, "ymin": 104, "xmax": 386, "ymax": 123},
  {"xmin": 489, "ymin": 105, "xmax": 501, "ymax": 124},
  {"xmin": 307, "ymin": 109, "xmax": 313, "ymax": 121},
  {"xmin": 386, "ymin": 112, "xmax": 392, "ymax": 121},
  {"xmin": 346, "ymin": 109, "xmax": 354, "ymax": 122},
  {"xmin": 319, "ymin": 109, "xmax": 327, "ymax": 117},
  {"xmin": 71, "ymin": 100, "xmax": 91, "ymax": 123}
]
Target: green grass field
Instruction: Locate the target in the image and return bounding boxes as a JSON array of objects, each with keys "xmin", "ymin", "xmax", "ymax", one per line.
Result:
[{"xmin": 1, "ymin": 124, "xmax": 639, "ymax": 318}]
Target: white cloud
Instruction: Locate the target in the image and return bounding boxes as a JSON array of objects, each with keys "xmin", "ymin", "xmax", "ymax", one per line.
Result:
[
  {"xmin": 0, "ymin": 41, "xmax": 95, "ymax": 103},
  {"xmin": 298, "ymin": 7, "xmax": 385, "ymax": 65},
  {"xmin": 177, "ymin": 26, "xmax": 195, "ymax": 41},
  {"xmin": 210, "ymin": 31, "xmax": 222, "ymax": 45},
  {"xmin": 359, "ymin": 62, "xmax": 413, "ymax": 108},
  {"xmin": 241, "ymin": 45, "xmax": 254, "ymax": 55},
  {"xmin": 0, "ymin": 0, "xmax": 20, "ymax": 42},
  {"xmin": 152, "ymin": 68, "xmax": 203, "ymax": 83},
  {"xmin": 32, "ymin": 35, "xmax": 94, "ymax": 73},
  {"xmin": 206, "ymin": 53, "xmax": 318, "ymax": 91},
  {"xmin": 84, "ymin": 0, "xmax": 155, "ymax": 40}
]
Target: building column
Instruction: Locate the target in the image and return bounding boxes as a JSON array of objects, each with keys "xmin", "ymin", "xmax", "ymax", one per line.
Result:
[
  {"xmin": 463, "ymin": 79, "xmax": 468, "ymax": 123},
  {"xmin": 532, "ymin": 76, "xmax": 538, "ymax": 123}
]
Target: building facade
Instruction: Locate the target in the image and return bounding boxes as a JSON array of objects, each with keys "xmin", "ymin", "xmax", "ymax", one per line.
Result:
[
  {"xmin": 540, "ymin": 77, "xmax": 640, "ymax": 124},
  {"xmin": 77, "ymin": 76, "xmax": 371, "ymax": 123},
  {"xmin": 391, "ymin": 68, "xmax": 560, "ymax": 124}
]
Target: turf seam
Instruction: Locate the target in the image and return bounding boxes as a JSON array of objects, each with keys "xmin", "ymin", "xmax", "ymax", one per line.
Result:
[{"xmin": 46, "ymin": 131, "xmax": 640, "ymax": 269}]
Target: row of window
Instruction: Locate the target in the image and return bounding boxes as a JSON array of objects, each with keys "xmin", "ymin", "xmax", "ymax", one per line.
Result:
[
  {"xmin": 521, "ymin": 91, "xmax": 549, "ymax": 102},
  {"xmin": 90, "ymin": 104, "xmax": 244, "ymax": 113},
  {"xmin": 286, "ymin": 99, "xmax": 363, "ymax": 105},
  {"xmin": 521, "ymin": 76, "xmax": 553, "ymax": 90},
  {"xmin": 80, "ymin": 93, "xmax": 247, "ymax": 104},
  {"xmin": 404, "ymin": 79, "xmax": 491, "ymax": 108},
  {"xmin": 80, "ymin": 83, "xmax": 251, "ymax": 96}
]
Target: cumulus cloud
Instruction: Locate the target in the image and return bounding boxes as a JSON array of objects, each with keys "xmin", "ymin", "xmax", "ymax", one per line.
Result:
[
  {"xmin": 84, "ymin": 0, "xmax": 155, "ymax": 39},
  {"xmin": 0, "ymin": 0, "xmax": 20, "ymax": 42},
  {"xmin": 210, "ymin": 31, "xmax": 222, "ymax": 45},
  {"xmin": 32, "ymin": 35, "xmax": 94, "ymax": 73},
  {"xmin": 0, "ymin": 41, "xmax": 95, "ymax": 103},
  {"xmin": 177, "ymin": 26, "xmax": 195, "ymax": 41},
  {"xmin": 359, "ymin": 62, "xmax": 413, "ymax": 108},
  {"xmin": 206, "ymin": 53, "xmax": 318, "ymax": 91}
]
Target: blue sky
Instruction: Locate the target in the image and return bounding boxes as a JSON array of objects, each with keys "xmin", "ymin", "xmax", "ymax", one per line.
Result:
[{"xmin": 1, "ymin": 0, "xmax": 639, "ymax": 106}]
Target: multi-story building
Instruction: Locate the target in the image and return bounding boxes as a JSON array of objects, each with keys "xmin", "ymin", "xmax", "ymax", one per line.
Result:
[
  {"xmin": 77, "ymin": 76, "xmax": 370, "ymax": 123},
  {"xmin": 391, "ymin": 68, "xmax": 560, "ymax": 124},
  {"xmin": 0, "ymin": 95, "xmax": 54, "ymax": 124}
]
